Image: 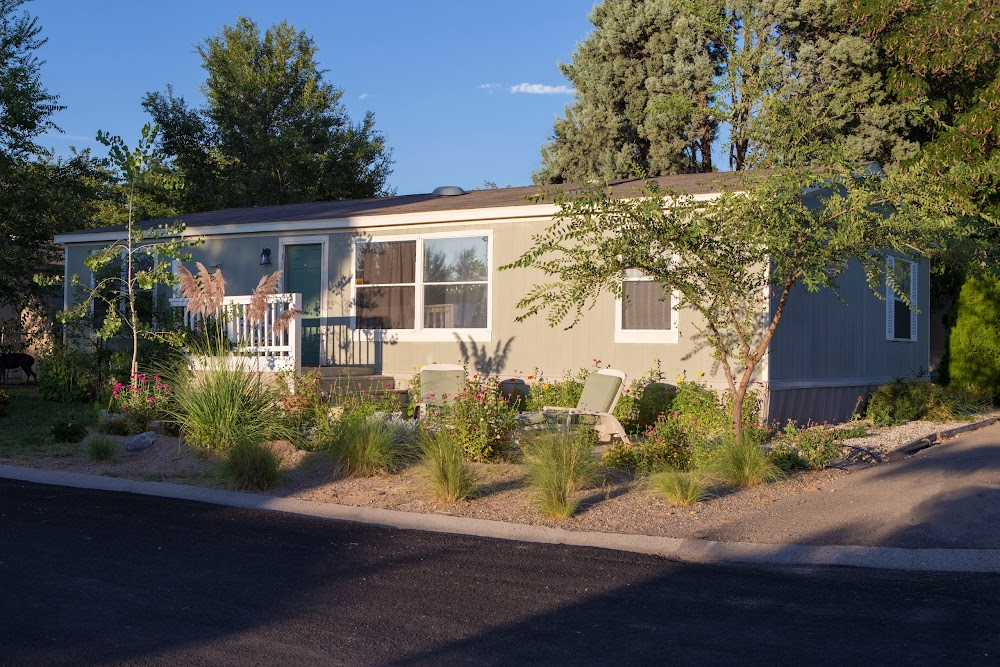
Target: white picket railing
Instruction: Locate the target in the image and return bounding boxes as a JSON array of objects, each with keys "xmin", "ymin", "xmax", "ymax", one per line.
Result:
[{"xmin": 169, "ymin": 293, "xmax": 302, "ymax": 373}]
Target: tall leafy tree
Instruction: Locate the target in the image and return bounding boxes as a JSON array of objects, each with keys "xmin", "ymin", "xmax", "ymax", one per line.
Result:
[
  {"xmin": 535, "ymin": 0, "xmax": 917, "ymax": 183},
  {"xmin": 144, "ymin": 17, "xmax": 393, "ymax": 212}
]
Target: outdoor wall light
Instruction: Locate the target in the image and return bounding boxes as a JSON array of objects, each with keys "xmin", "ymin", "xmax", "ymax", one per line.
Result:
[{"xmin": 259, "ymin": 248, "xmax": 272, "ymax": 266}]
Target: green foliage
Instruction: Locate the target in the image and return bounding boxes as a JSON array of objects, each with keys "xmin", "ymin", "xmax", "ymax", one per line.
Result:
[
  {"xmin": 143, "ymin": 16, "xmax": 393, "ymax": 213},
  {"xmin": 111, "ymin": 372, "xmax": 172, "ymax": 433},
  {"xmin": 525, "ymin": 366, "xmax": 590, "ymax": 411},
  {"xmin": 611, "ymin": 364, "xmax": 676, "ymax": 435},
  {"xmin": 165, "ymin": 359, "xmax": 289, "ymax": 452},
  {"xmin": 768, "ymin": 421, "xmax": 843, "ymax": 470},
  {"xmin": 647, "ymin": 470, "xmax": 707, "ymax": 506},
  {"xmin": 437, "ymin": 376, "xmax": 519, "ymax": 462},
  {"xmin": 524, "ymin": 429, "xmax": 598, "ymax": 519},
  {"xmin": 0, "ymin": 393, "xmax": 96, "ymax": 457},
  {"xmin": 420, "ymin": 430, "xmax": 477, "ymax": 502},
  {"xmin": 327, "ymin": 417, "xmax": 417, "ymax": 477},
  {"xmin": 833, "ymin": 423, "xmax": 869, "ymax": 440},
  {"xmin": 671, "ymin": 380, "xmax": 730, "ymax": 440},
  {"xmin": 707, "ymin": 435, "xmax": 783, "ymax": 487},
  {"xmin": 947, "ymin": 275, "xmax": 1000, "ymax": 396},
  {"xmin": 225, "ymin": 441, "xmax": 281, "ymax": 491},
  {"xmin": 37, "ymin": 343, "xmax": 99, "ymax": 403},
  {"xmin": 603, "ymin": 415, "xmax": 691, "ymax": 473},
  {"xmin": 51, "ymin": 420, "xmax": 86, "ymax": 444},
  {"xmin": 536, "ymin": 0, "xmax": 915, "ymax": 184},
  {"xmin": 97, "ymin": 416, "xmax": 132, "ymax": 437},
  {"xmin": 865, "ymin": 379, "xmax": 991, "ymax": 426},
  {"xmin": 0, "ymin": 388, "xmax": 9, "ymax": 415},
  {"xmin": 87, "ymin": 436, "xmax": 116, "ymax": 463}
]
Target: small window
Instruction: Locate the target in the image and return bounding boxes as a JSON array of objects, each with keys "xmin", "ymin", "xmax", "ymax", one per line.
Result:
[
  {"xmin": 615, "ymin": 269, "xmax": 678, "ymax": 344},
  {"xmin": 886, "ymin": 257, "xmax": 917, "ymax": 342}
]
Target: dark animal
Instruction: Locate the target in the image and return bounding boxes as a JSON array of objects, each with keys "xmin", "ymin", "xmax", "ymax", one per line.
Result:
[{"xmin": 0, "ymin": 352, "xmax": 37, "ymax": 384}]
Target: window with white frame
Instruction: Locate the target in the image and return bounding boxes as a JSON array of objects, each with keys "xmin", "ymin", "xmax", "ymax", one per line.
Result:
[
  {"xmin": 354, "ymin": 233, "xmax": 490, "ymax": 333},
  {"xmin": 886, "ymin": 256, "xmax": 917, "ymax": 342},
  {"xmin": 92, "ymin": 250, "xmax": 157, "ymax": 330},
  {"xmin": 615, "ymin": 269, "xmax": 678, "ymax": 344}
]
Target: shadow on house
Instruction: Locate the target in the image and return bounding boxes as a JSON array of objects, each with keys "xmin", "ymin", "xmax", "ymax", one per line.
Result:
[{"xmin": 455, "ymin": 334, "xmax": 514, "ymax": 376}]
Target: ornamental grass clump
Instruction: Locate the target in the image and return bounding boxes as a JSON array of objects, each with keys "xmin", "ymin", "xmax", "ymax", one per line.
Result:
[
  {"xmin": 329, "ymin": 416, "xmax": 417, "ymax": 477},
  {"xmin": 420, "ymin": 430, "xmax": 477, "ymax": 502},
  {"xmin": 167, "ymin": 360, "xmax": 288, "ymax": 452},
  {"xmin": 648, "ymin": 470, "xmax": 707, "ymax": 506},
  {"xmin": 525, "ymin": 428, "xmax": 598, "ymax": 519},
  {"xmin": 87, "ymin": 435, "xmax": 116, "ymax": 462},
  {"xmin": 225, "ymin": 440, "xmax": 281, "ymax": 491},
  {"xmin": 708, "ymin": 434, "xmax": 783, "ymax": 487}
]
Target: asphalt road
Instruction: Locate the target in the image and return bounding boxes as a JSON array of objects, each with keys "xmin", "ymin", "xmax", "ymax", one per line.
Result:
[{"xmin": 2, "ymin": 478, "xmax": 998, "ymax": 666}]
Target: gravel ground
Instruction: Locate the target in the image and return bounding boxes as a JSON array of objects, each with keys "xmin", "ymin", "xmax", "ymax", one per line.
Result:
[{"xmin": 4, "ymin": 411, "xmax": 998, "ymax": 541}]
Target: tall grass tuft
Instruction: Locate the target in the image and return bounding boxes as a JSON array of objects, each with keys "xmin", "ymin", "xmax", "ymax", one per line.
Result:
[
  {"xmin": 87, "ymin": 435, "xmax": 116, "ymax": 462},
  {"xmin": 225, "ymin": 440, "xmax": 281, "ymax": 491},
  {"xmin": 420, "ymin": 430, "xmax": 477, "ymax": 502},
  {"xmin": 707, "ymin": 435, "xmax": 783, "ymax": 487},
  {"xmin": 525, "ymin": 429, "xmax": 597, "ymax": 519},
  {"xmin": 166, "ymin": 358, "xmax": 288, "ymax": 453},
  {"xmin": 648, "ymin": 470, "xmax": 707, "ymax": 506},
  {"xmin": 330, "ymin": 418, "xmax": 416, "ymax": 477}
]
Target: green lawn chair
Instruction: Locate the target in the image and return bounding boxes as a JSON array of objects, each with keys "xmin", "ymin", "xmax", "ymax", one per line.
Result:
[{"xmin": 517, "ymin": 369, "xmax": 630, "ymax": 445}]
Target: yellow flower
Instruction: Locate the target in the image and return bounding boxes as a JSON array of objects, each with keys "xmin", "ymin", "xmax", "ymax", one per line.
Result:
[
  {"xmin": 542, "ymin": 383, "xmax": 550, "ymax": 390},
  {"xmin": 676, "ymin": 376, "xmax": 684, "ymax": 383},
  {"xmin": 697, "ymin": 371, "xmax": 704, "ymax": 377}
]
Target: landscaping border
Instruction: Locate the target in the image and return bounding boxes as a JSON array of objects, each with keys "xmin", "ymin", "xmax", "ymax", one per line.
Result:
[
  {"xmin": 885, "ymin": 416, "xmax": 1000, "ymax": 462},
  {"xmin": 3, "ymin": 463, "xmax": 999, "ymax": 574}
]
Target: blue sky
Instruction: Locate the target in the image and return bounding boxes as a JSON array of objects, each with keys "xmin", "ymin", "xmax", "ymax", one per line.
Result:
[{"xmin": 32, "ymin": 0, "xmax": 596, "ymax": 196}]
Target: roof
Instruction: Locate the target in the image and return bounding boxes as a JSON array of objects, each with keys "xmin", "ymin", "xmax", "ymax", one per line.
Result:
[{"xmin": 55, "ymin": 172, "xmax": 744, "ymax": 243}]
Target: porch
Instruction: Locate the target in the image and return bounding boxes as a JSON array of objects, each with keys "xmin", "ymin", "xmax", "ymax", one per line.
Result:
[{"xmin": 170, "ymin": 293, "xmax": 397, "ymax": 396}]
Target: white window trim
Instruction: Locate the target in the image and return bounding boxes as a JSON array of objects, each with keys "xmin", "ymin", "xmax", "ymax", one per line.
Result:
[
  {"xmin": 351, "ymin": 230, "xmax": 493, "ymax": 343},
  {"xmin": 886, "ymin": 256, "xmax": 918, "ymax": 342},
  {"xmin": 614, "ymin": 272, "xmax": 680, "ymax": 344},
  {"xmin": 278, "ymin": 235, "xmax": 330, "ymax": 365}
]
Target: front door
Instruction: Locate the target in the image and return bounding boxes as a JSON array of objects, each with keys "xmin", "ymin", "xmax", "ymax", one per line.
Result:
[{"xmin": 284, "ymin": 244, "xmax": 322, "ymax": 366}]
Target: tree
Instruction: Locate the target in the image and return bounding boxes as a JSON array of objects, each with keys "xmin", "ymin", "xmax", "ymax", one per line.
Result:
[
  {"xmin": 143, "ymin": 17, "xmax": 393, "ymax": 212},
  {"xmin": 60, "ymin": 125, "xmax": 197, "ymax": 378},
  {"xmin": 534, "ymin": 0, "xmax": 918, "ymax": 184},
  {"xmin": 505, "ymin": 161, "xmax": 989, "ymax": 439}
]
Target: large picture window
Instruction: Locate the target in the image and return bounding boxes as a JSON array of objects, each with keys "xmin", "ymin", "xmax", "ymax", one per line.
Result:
[
  {"xmin": 355, "ymin": 233, "xmax": 490, "ymax": 336},
  {"xmin": 615, "ymin": 269, "xmax": 678, "ymax": 344},
  {"xmin": 886, "ymin": 256, "xmax": 918, "ymax": 342}
]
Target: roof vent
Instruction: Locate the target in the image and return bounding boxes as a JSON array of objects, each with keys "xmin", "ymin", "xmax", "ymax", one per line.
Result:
[{"xmin": 432, "ymin": 185, "xmax": 466, "ymax": 196}]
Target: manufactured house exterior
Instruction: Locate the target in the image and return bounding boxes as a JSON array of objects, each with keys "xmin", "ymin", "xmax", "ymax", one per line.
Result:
[{"xmin": 55, "ymin": 174, "xmax": 929, "ymax": 424}]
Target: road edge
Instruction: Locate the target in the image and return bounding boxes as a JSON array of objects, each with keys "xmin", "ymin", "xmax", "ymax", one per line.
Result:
[{"xmin": 3, "ymin": 464, "xmax": 999, "ymax": 574}]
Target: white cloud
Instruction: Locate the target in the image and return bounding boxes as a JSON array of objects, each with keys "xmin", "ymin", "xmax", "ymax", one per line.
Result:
[
  {"xmin": 358, "ymin": 93, "xmax": 369, "ymax": 101},
  {"xmin": 509, "ymin": 83, "xmax": 574, "ymax": 95},
  {"xmin": 479, "ymin": 83, "xmax": 502, "ymax": 95}
]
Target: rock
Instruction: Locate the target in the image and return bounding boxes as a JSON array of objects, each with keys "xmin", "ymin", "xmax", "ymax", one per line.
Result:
[{"xmin": 125, "ymin": 431, "xmax": 157, "ymax": 452}]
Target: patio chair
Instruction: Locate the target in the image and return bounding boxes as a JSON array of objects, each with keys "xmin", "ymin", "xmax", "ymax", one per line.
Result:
[
  {"xmin": 516, "ymin": 368, "xmax": 631, "ymax": 445},
  {"xmin": 413, "ymin": 363, "xmax": 466, "ymax": 419}
]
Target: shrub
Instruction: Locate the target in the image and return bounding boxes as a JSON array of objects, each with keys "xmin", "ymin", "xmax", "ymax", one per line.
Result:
[
  {"xmin": 947, "ymin": 274, "xmax": 1000, "ymax": 396},
  {"xmin": 0, "ymin": 389, "xmax": 9, "ymax": 415},
  {"xmin": 97, "ymin": 416, "xmax": 132, "ymax": 436},
  {"xmin": 87, "ymin": 436, "xmax": 116, "ymax": 462},
  {"xmin": 707, "ymin": 435, "xmax": 783, "ymax": 487},
  {"xmin": 865, "ymin": 379, "xmax": 991, "ymax": 426},
  {"xmin": 525, "ymin": 365, "xmax": 594, "ymax": 411},
  {"xmin": 278, "ymin": 370, "xmax": 325, "ymax": 443},
  {"xmin": 670, "ymin": 380, "xmax": 730, "ymax": 441},
  {"xmin": 328, "ymin": 416, "xmax": 417, "ymax": 477},
  {"xmin": 440, "ymin": 376, "xmax": 519, "ymax": 462},
  {"xmin": 648, "ymin": 470, "xmax": 707, "ymax": 506},
  {"xmin": 166, "ymin": 360, "xmax": 289, "ymax": 452},
  {"xmin": 38, "ymin": 343, "xmax": 99, "ymax": 403},
  {"xmin": 768, "ymin": 420, "xmax": 842, "ymax": 470},
  {"xmin": 833, "ymin": 423, "xmax": 868, "ymax": 440},
  {"xmin": 524, "ymin": 428, "xmax": 598, "ymax": 518},
  {"xmin": 225, "ymin": 441, "xmax": 281, "ymax": 491},
  {"xmin": 111, "ymin": 372, "xmax": 173, "ymax": 433},
  {"xmin": 51, "ymin": 421, "xmax": 87, "ymax": 443},
  {"xmin": 603, "ymin": 414, "xmax": 691, "ymax": 473},
  {"xmin": 614, "ymin": 372, "xmax": 676, "ymax": 436},
  {"xmin": 420, "ymin": 430, "xmax": 477, "ymax": 502}
]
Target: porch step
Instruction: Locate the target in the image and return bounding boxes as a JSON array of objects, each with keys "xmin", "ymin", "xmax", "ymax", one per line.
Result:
[
  {"xmin": 321, "ymin": 374, "xmax": 397, "ymax": 396},
  {"xmin": 309, "ymin": 365, "xmax": 378, "ymax": 378}
]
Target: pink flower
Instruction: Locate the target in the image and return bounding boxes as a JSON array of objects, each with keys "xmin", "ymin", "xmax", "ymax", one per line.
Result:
[{"xmin": 147, "ymin": 397, "xmax": 155, "ymax": 402}]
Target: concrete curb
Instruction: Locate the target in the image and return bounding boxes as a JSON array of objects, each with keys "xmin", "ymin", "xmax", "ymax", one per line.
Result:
[
  {"xmin": 886, "ymin": 416, "xmax": 1000, "ymax": 462},
  {"xmin": 4, "ymin": 464, "xmax": 1000, "ymax": 574}
]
